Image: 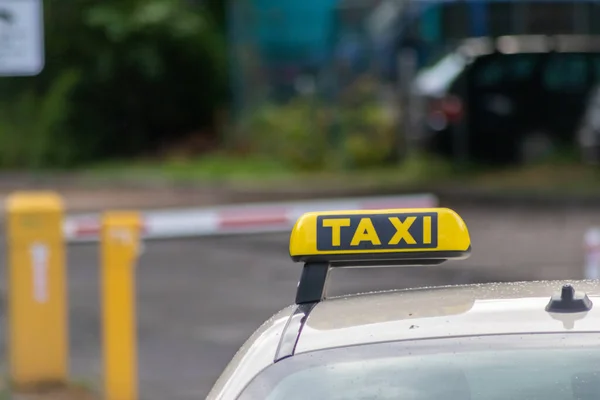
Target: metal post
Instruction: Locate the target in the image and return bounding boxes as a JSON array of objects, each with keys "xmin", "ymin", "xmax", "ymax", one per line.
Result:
[
  {"xmin": 101, "ymin": 212, "xmax": 143, "ymax": 400},
  {"xmin": 6, "ymin": 191, "xmax": 68, "ymax": 389},
  {"xmin": 397, "ymin": 47, "xmax": 418, "ymax": 162},
  {"xmin": 513, "ymin": 1, "xmax": 527, "ymax": 34},
  {"xmin": 295, "ymin": 262, "xmax": 331, "ymax": 304},
  {"xmin": 573, "ymin": 1, "xmax": 589, "ymax": 34}
]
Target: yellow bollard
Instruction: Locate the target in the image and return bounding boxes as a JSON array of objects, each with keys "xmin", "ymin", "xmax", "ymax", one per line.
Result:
[
  {"xmin": 5, "ymin": 191, "xmax": 68, "ymax": 388},
  {"xmin": 101, "ymin": 211, "xmax": 143, "ymax": 400}
]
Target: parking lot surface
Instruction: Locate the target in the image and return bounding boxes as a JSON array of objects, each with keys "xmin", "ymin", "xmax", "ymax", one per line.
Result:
[{"xmin": 0, "ymin": 203, "xmax": 599, "ymax": 399}]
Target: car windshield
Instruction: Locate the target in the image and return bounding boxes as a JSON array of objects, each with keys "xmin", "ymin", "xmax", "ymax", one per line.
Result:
[{"xmin": 238, "ymin": 333, "xmax": 600, "ymax": 400}]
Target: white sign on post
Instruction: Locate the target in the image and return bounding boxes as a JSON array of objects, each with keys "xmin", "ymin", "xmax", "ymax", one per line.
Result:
[
  {"xmin": 30, "ymin": 242, "xmax": 49, "ymax": 303},
  {"xmin": 584, "ymin": 228, "xmax": 600, "ymax": 280},
  {"xmin": 0, "ymin": 0, "xmax": 44, "ymax": 76}
]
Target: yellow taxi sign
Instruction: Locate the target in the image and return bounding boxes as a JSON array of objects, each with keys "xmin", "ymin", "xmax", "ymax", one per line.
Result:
[{"xmin": 289, "ymin": 208, "xmax": 471, "ymax": 266}]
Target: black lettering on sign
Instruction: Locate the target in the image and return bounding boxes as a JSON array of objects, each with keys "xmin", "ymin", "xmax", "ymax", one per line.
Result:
[{"xmin": 316, "ymin": 213, "xmax": 438, "ymax": 251}]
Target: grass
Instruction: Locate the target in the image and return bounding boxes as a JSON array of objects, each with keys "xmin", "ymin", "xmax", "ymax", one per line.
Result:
[
  {"xmin": 77, "ymin": 151, "xmax": 600, "ymax": 196},
  {"xmin": 81, "ymin": 153, "xmax": 295, "ymax": 182},
  {"xmin": 79, "ymin": 152, "xmax": 455, "ymax": 188},
  {"xmin": 468, "ymin": 163, "xmax": 600, "ymax": 193}
]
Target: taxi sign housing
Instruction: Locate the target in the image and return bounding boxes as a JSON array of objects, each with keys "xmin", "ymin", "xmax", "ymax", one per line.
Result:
[
  {"xmin": 290, "ymin": 207, "xmax": 470, "ymax": 265},
  {"xmin": 289, "ymin": 208, "xmax": 471, "ymax": 304}
]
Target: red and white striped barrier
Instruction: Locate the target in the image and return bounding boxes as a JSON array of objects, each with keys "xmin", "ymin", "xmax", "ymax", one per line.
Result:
[{"xmin": 63, "ymin": 193, "xmax": 438, "ymax": 243}]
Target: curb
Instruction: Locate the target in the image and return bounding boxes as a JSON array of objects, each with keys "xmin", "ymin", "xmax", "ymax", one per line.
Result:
[
  {"xmin": 63, "ymin": 193, "xmax": 438, "ymax": 243},
  {"xmin": 4, "ymin": 179, "xmax": 600, "ymax": 212},
  {"xmin": 199, "ymin": 186, "xmax": 600, "ymax": 210},
  {"xmin": 429, "ymin": 187, "xmax": 600, "ymax": 209}
]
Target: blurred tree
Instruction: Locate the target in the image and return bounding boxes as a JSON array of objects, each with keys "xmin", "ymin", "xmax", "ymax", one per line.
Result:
[
  {"xmin": 204, "ymin": 0, "xmax": 226, "ymax": 32},
  {"xmin": 0, "ymin": 0, "xmax": 227, "ymax": 166},
  {"xmin": 79, "ymin": 0, "xmax": 227, "ymax": 159}
]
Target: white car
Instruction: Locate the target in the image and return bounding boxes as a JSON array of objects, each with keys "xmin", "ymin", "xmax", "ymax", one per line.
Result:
[{"xmin": 208, "ymin": 207, "xmax": 600, "ymax": 400}]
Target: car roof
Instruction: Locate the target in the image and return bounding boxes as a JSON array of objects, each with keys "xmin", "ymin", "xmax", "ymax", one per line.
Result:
[
  {"xmin": 206, "ymin": 279, "xmax": 600, "ymax": 400},
  {"xmin": 413, "ymin": 34, "xmax": 600, "ymax": 96},
  {"xmin": 296, "ymin": 279, "xmax": 600, "ymax": 354}
]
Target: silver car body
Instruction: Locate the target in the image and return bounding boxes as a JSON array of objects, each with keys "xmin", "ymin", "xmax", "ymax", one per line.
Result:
[{"xmin": 207, "ymin": 279, "xmax": 600, "ymax": 400}]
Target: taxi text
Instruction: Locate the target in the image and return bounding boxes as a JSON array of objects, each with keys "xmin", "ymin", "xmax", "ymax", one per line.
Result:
[{"xmin": 316, "ymin": 213, "xmax": 438, "ymax": 251}]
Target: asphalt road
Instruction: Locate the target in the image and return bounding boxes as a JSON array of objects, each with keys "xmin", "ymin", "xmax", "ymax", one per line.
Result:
[{"xmin": 1, "ymin": 204, "xmax": 600, "ymax": 399}]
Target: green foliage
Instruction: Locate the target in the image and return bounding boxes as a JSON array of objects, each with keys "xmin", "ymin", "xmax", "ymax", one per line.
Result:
[
  {"xmin": 0, "ymin": 0, "xmax": 226, "ymax": 167},
  {"xmin": 0, "ymin": 70, "xmax": 80, "ymax": 168},
  {"xmin": 237, "ymin": 75, "xmax": 398, "ymax": 171},
  {"xmin": 239, "ymin": 96, "xmax": 397, "ymax": 171},
  {"xmin": 338, "ymin": 103, "xmax": 396, "ymax": 169},
  {"xmin": 242, "ymin": 98, "xmax": 331, "ymax": 171}
]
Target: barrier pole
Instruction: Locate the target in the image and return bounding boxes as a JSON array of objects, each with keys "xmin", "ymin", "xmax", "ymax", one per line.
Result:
[
  {"xmin": 101, "ymin": 212, "xmax": 142, "ymax": 400},
  {"xmin": 6, "ymin": 191, "xmax": 68, "ymax": 388}
]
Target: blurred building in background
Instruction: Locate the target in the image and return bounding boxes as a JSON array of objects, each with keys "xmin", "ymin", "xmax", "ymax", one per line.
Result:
[
  {"xmin": 227, "ymin": 0, "xmax": 600, "ymax": 168},
  {"xmin": 228, "ymin": 0, "xmax": 600, "ymax": 102},
  {"xmin": 227, "ymin": 0, "xmax": 366, "ymax": 110}
]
